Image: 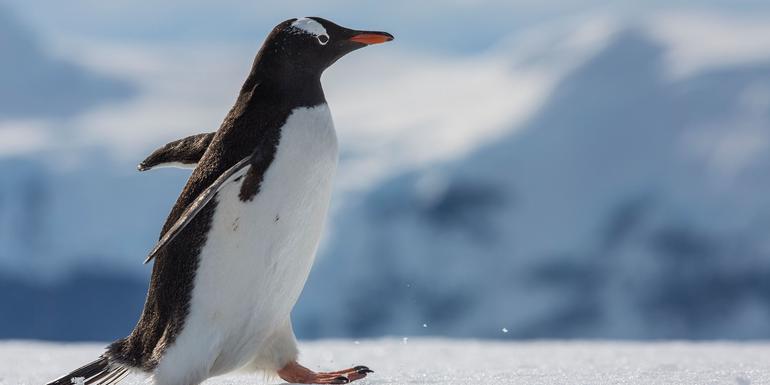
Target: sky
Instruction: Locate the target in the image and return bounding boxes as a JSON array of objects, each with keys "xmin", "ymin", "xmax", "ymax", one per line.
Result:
[{"xmin": 6, "ymin": 1, "xmax": 770, "ymax": 58}]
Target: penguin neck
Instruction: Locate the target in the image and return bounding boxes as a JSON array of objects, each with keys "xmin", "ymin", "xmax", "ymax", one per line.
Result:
[{"xmin": 238, "ymin": 54, "xmax": 326, "ymax": 109}]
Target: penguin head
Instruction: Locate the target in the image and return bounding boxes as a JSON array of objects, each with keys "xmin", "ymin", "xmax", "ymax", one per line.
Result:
[{"xmin": 258, "ymin": 17, "xmax": 393, "ymax": 77}]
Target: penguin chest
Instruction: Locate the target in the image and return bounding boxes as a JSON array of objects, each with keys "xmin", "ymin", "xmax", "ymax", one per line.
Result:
[{"xmin": 184, "ymin": 105, "xmax": 337, "ymax": 361}]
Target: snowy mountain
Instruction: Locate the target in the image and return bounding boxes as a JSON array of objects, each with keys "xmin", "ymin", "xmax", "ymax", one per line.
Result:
[
  {"xmin": 1, "ymin": 8, "xmax": 770, "ymax": 342},
  {"xmin": 295, "ymin": 28, "xmax": 770, "ymax": 340},
  {"xmin": 0, "ymin": 6, "xmax": 169, "ymax": 341},
  {"xmin": 0, "ymin": 7, "xmax": 134, "ymax": 119}
]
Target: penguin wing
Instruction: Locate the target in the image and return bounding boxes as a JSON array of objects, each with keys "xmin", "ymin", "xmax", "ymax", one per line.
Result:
[
  {"xmin": 143, "ymin": 153, "xmax": 253, "ymax": 264},
  {"xmin": 137, "ymin": 132, "xmax": 215, "ymax": 171}
]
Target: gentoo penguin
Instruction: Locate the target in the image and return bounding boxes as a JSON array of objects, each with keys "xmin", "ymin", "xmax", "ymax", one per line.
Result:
[{"xmin": 48, "ymin": 17, "xmax": 392, "ymax": 385}]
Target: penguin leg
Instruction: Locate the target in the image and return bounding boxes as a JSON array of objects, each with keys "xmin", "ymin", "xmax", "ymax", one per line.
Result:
[
  {"xmin": 248, "ymin": 320, "xmax": 372, "ymax": 384},
  {"xmin": 277, "ymin": 361, "xmax": 372, "ymax": 384}
]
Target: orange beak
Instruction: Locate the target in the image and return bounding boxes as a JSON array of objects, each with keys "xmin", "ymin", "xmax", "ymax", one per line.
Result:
[{"xmin": 349, "ymin": 32, "xmax": 394, "ymax": 45}]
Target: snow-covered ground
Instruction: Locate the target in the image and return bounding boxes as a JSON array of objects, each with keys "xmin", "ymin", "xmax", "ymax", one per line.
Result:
[{"xmin": 5, "ymin": 339, "xmax": 770, "ymax": 385}]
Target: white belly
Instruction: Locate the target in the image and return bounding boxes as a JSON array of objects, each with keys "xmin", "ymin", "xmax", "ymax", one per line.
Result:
[{"xmin": 155, "ymin": 105, "xmax": 337, "ymax": 381}]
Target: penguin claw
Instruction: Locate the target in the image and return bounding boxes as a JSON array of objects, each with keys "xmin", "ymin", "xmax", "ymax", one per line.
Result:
[
  {"xmin": 353, "ymin": 365, "xmax": 373, "ymax": 374},
  {"xmin": 331, "ymin": 375, "xmax": 349, "ymax": 384}
]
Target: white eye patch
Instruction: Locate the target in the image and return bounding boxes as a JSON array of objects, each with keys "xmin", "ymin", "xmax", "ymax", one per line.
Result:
[{"xmin": 290, "ymin": 17, "xmax": 330, "ymax": 45}]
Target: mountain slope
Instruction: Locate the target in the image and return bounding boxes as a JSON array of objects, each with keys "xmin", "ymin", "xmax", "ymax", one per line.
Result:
[
  {"xmin": 296, "ymin": 28, "xmax": 770, "ymax": 339},
  {"xmin": 2, "ymin": 13, "xmax": 770, "ymax": 342},
  {"xmin": 0, "ymin": 7, "xmax": 134, "ymax": 119}
]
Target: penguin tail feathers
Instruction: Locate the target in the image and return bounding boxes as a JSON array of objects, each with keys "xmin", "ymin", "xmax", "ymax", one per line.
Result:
[{"xmin": 46, "ymin": 356, "xmax": 130, "ymax": 385}]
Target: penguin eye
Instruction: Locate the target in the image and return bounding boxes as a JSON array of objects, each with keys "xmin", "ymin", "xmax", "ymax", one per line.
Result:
[{"xmin": 317, "ymin": 34, "xmax": 329, "ymax": 45}]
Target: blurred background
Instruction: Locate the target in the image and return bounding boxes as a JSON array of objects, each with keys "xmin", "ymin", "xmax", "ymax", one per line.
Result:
[{"xmin": 1, "ymin": 0, "xmax": 770, "ymax": 342}]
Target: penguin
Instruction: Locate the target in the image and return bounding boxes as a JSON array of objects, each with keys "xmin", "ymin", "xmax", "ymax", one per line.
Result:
[{"xmin": 47, "ymin": 17, "xmax": 392, "ymax": 385}]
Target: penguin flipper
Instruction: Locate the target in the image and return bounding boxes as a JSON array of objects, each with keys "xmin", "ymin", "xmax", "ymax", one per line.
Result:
[
  {"xmin": 137, "ymin": 132, "xmax": 215, "ymax": 171},
  {"xmin": 143, "ymin": 153, "xmax": 254, "ymax": 264}
]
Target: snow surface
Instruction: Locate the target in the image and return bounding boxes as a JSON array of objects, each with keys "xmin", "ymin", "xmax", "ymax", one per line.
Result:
[{"xmin": 6, "ymin": 339, "xmax": 770, "ymax": 385}]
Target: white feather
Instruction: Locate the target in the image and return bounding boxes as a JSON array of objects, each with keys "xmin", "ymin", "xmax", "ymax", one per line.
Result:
[
  {"xmin": 290, "ymin": 17, "xmax": 328, "ymax": 37},
  {"xmin": 152, "ymin": 104, "xmax": 337, "ymax": 385}
]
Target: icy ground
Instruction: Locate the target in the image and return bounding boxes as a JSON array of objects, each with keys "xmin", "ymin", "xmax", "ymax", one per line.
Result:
[{"xmin": 3, "ymin": 339, "xmax": 770, "ymax": 385}]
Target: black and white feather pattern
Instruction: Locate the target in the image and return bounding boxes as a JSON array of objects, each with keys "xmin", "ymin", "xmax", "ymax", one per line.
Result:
[
  {"xmin": 143, "ymin": 154, "xmax": 254, "ymax": 263},
  {"xmin": 46, "ymin": 357, "xmax": 130, "ymax": 385}
]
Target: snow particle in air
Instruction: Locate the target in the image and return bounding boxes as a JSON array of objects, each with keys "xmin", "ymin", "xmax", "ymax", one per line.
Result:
[
  {"xmin": 502, "ymin": 328, "xmax": 509, "ymax": 333},
  {"xmin": 422, "ymin": 323, "xmax": 428, "ymax": 328},
  {"xmin": 402, "ymin": 337, "xmax": 409, "ymax": 344}
]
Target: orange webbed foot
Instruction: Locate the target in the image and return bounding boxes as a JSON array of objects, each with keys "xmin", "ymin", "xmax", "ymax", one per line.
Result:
[{"xmin": 278, "ymin": 361, "xmax": 373, "ymax": 384}]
